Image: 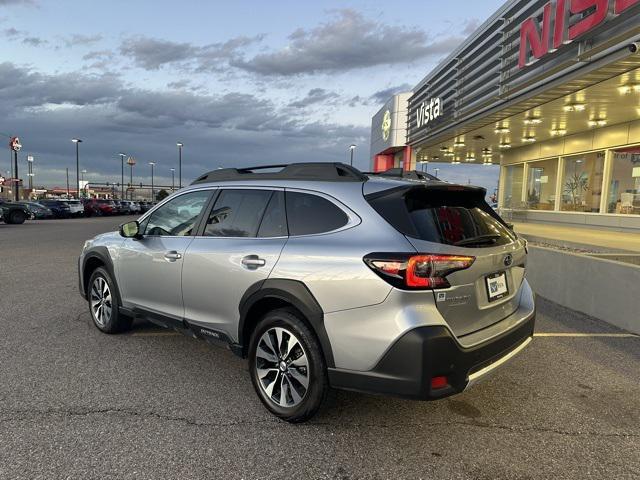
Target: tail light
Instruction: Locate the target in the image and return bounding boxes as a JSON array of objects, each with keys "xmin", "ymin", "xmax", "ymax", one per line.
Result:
[{"xmin": 364, "ymin": 253, "xmax": 475, "ymax": 290}]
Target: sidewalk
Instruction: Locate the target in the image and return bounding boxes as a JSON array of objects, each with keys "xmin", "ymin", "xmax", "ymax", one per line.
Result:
[{"xmin": 513, "ymin": 222, "xmax": 640, "ymax": 253}]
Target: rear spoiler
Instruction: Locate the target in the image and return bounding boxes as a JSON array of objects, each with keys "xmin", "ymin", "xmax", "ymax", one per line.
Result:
[{"xmin": 364, "ymin": 183, "xmax": 511, "ymax": 231}]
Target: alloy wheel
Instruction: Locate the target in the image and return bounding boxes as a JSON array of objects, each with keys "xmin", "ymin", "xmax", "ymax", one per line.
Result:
[
  {"xmin": 90, "ymin": 276, "xmax": 112, "ymax": 327},
  {"xmin": 255, "ymin": 327, "xmax": 309, "ymax": 408}
]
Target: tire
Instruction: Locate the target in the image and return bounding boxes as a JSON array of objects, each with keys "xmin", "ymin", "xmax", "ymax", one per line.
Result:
[
  {"xmin": 248, "ymin": 308, "xmax": 328, "ymax": 423},
  {"xmin": 87, "ymin": 267, "xmax": 132, "ymax": 334},
  {"xmin": 8, "ymin": 210, "xmax": 27, "ymax": 224}
]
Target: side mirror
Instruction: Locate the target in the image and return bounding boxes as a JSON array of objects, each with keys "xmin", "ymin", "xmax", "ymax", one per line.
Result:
[{"xmin": 120, "ymin": 220, "xmax": 142, "ymax": 239}]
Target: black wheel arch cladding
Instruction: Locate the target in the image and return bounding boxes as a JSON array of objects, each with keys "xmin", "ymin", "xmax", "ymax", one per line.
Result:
[{"xmin": 238, "ymin": 279, "xmax": 335, "ymax": 368}]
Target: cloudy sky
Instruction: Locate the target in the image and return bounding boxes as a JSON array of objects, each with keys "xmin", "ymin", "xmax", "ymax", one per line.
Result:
[{"xmin": 1, "ymin": 0, "xmax": 503, "ymax": 191}]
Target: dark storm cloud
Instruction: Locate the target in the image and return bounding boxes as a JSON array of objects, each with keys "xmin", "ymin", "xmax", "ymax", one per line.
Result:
[
  {"xmin": 0, "ymin": 62, "xmax": 368, "ymax": 185},
  {"xmin": 0, "ymin": 62, "xmax": 121, "ymax": 108},
  {"xmin": 369, "ymin": 84, "xmax": 413, "ymax": 104},
  {"xmin": 119, "ymin": 34, "xmax": 264, "ymax": 71},
  {"xmin": 231, "ymin": 9, "xmax": 466, "ymax": 76},
  {"xmin": 288, "ymin": 88, "xmax": 339, "ymax": 108}
]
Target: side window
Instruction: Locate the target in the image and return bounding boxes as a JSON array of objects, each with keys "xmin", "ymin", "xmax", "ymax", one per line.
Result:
[
  {"xmin": 286, "ymin": 191, "xmax": 349, "ymax": 236},
  {"xmin": 144, "ymin": 190, "xmax": 211, "ymax": 237},
  {"xmin": 257, "ymin": 191, "xmax": 287, "ymax": 238},
  {"xmin": 204, "ymin": 189, "xmax": 272, "ymax": 238}
]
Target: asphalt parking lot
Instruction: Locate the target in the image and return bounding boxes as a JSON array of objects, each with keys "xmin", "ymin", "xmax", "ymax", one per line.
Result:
[{"xmin": 1, "ymin": 217, "xmax": 639, "ymax": 479}]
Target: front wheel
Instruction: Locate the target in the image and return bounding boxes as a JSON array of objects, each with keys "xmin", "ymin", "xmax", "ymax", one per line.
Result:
[
  {"xmin": 87, "ymin": 267, "xmax": 132, "ymax": 333},
  {"xmin": 248, "ymin": 308, "xmax": 328, "ymax": 423}
]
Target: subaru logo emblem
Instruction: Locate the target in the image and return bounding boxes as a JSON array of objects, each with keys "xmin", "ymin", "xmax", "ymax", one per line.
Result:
[{"xmin": 503, "ymin": 254, "xmax": 513, "ymax": 267}]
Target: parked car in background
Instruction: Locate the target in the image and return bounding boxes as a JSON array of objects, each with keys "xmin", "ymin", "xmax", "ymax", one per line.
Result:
[
  {"xmin": 113, "ymin": 200, "xmax": 129, "ymax": 215},
  {"xmin": 0, "ymin": 199, "xmax": 31, "ymax": 224},
  {"xmin": 84, "ymin": 199, "xmax": 117, "ymax": 216},
  {"xmin": 23, "ymin": 202, "xmax": 54, "ymax": 219},
  {"xmin": 60, "ymin": 199, "xmax": 85, "ymax": 217},
  {"xmin": 138, "ymin": 201, "xmax": 153, "ymax": 213},
  {"xmin": 127, "ymin": 201, "xmax": 141, "ymax": 214},
  {"xmin": 39, "ymin": 199, "xmax": 72, "ymax": 219}
]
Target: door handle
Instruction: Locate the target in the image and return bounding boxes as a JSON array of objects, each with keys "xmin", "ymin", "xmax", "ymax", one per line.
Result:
[
  {"xmin": 242, "ymin": 255, "xmax": 266, "ymax": 269},
  {"xmin": 164, "ymin": 251, "xmax": 182, "ymax": 262}
]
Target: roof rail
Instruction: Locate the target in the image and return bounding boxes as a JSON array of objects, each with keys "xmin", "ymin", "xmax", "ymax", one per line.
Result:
[
  {"xmin": 191, "ymin": 162, "xmax": 368, "ymax": 185},
  {"xmin": 369, "ymin": 168, "xmax": 439, "ymax": 181}
]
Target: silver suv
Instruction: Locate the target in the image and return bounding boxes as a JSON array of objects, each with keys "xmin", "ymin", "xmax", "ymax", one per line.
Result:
[{"xmin": 78, "ymin": 163, "xmax": 535, "ymax": 422}]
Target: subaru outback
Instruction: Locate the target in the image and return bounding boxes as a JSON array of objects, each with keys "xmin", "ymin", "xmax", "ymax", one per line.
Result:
[{"xmin": 78, "ymin": 163, "xmax": 535, "ymax": 422}]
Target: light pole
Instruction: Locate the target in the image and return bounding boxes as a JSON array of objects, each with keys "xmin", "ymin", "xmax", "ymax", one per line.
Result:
[
  {"xmin": 72, "ymin": 138, "xmax": 82, "ymax": 199},
  {"xmin": 349, "ymin": 144, "xmax": 356, "ymax": 166},
  {"xmin": 170, "ymin": 168, "xmax": 175, "ymax": 191},
  {"xmin": 127, "ymin": 156, "xmax": 136, "ymax": 200},
  {"xmin": 66, "ymin": 168, "xmax": 69, "ymax": 197},
  {"xmin": 26, "ymin": 155, "xmax": 34, "ymax": 190},
  {"xmin": 81, "ymin": 169, "xmax": 87, "ymax": 196},
  {"xmin": 176, "ymin": 142, "xmax": 183, "ymax": 189},
  {"xmin": 149, "ymin": 162, "xmax": 155, "ymax": 201},
  {"xmin": 119, "ymin": 153, "xmax": 126, "ymax": 199}
]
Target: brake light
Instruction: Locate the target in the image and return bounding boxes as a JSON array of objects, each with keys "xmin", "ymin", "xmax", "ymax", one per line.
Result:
[{"xmin": 364, "ymin": 253, "xmax": 475, "ymax": 290}]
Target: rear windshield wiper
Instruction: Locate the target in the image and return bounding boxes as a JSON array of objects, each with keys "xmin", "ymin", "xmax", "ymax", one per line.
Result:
[{"xmin": 453, "ymin": 234, "xmax": 501, "ymax": 247}]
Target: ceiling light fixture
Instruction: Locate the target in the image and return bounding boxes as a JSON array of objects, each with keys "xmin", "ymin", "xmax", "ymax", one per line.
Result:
[
  {"xmin": 588, "ymin": 118, "xmax": 607, "ymax": 127},
  {"xmin": 523, "ymin": 116, "xmax": 542, "ymax": 125},
  {"xmin": 551, "ymin": 128, "xmax": 567, "ymax": 136},
  {"xmin": 498, "ymin": 142, "xmax": 512, "ymax": 149},
  {"xmin": 563, "ymin": 103, "xmax": 586, "ymax": 112},
  {"xmin": 453, "ymin": 140, "xmax": 465, "ymax": 148},
  {"xmin": 494, "ymin": 126, "xmax": 510, "ymax": 134},
  {"xmin": 522, "ymin": 136, "xmax": 536, "ymax": 143},
  {"xmin": 618, "ymin": 84, "xmax": 640, "ymax": 95}
]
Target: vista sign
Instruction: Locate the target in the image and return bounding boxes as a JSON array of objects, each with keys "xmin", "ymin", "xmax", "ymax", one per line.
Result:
[
  {"xmin": 415, "ymin": 97, "xmax": 443, "ymax": 129},
  {"xmin": 518, "ymin": 0, "xmax": 639, "ymax": 69}
]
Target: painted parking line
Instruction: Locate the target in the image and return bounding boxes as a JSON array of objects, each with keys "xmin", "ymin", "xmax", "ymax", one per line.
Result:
[{"xmin": 534, "ymin": 333, "xmax": 638, "ymax": 338}]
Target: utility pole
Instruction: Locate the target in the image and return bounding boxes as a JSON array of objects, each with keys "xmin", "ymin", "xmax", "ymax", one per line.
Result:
[
  {"xmin": 176, "ymin": 142, "xmax": 183, "ymax": 189},
  {"xmin": 66, "ymin": 168, "xmax": 70, "ymax": 197},
  {"xmin": 119, "ymin": 153, "xmax": 126, "ymax": 199}
]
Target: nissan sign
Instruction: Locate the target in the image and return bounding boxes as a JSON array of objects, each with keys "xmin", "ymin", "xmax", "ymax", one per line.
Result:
[{"xmin": 518, "ymin": 0, "xmax": 640, "ymax": 69}]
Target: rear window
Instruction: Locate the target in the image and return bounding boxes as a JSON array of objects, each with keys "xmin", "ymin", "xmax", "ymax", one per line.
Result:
[{"xmin": 367, "ymin": 187, "xmax": 516, "ymax": 247}]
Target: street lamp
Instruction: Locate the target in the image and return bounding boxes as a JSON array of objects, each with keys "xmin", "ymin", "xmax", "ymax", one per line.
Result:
[
  {"xmin": 349, "ymin": 144, "xmax": 356, "ymax": 167},
  {"xmin": 149, "ymin": 162, "xmax": 156, "ymax": 201},
  {"xmin": 71, "ymin": 138, "xmax": 82, "ymax": 199},
  {"xmin": 170, "ymin": 168, "xmax": 175, "ymax": 191},
  {"xmin": 26, "ymin": 155, "xmax": 34, "ymax": 190},
  {"xmin": 81, "ymin": 169, "xmax": 87, "ymax": 198},
  {"xmin": 127, "ymin": 156, "xmax": 136, "ymax": 200},
  {"xmin": 176, "ymin": 142, "xmax": 183, "ymax": 189},
  {"xmin": 119, "ymin": 153, "xmax": 126, "ymax": 199}
]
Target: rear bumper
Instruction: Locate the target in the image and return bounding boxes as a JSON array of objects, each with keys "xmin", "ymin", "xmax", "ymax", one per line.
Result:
[{"xmin": 328, "ymin": 310, "xmax": 535, "ymax": 400}]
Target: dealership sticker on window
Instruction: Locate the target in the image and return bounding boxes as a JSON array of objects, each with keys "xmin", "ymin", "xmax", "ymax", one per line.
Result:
[{"xmin": 436, "ymin": 292, "xmax": 447, "ymax": 302}]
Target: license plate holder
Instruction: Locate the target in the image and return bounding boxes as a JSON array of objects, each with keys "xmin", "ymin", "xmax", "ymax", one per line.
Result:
[{"xmin": 485, "ymin": 271, "xmax": 508, "ymax": 302}]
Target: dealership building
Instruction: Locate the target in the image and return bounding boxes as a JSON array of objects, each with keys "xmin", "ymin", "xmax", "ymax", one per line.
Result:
[{"xmin": 371, "ymin": 0, "xmax": 640, "ymax": 232}]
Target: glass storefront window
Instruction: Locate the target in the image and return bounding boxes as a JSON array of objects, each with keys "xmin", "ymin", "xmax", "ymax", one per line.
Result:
[
  {"xmin": 526, "ymin": 158, "xmax": 558, "ymax": 210},
  {"xmin": 607, "ymin": 147, "xmax": 640, "ymax": 215},
  {"xmin": 502, "ymin": 164, "xmax": 524, "ymax": 208},
  {"xmin": 560, "ymin": 152, "xmax": 604, "ymax": 212}
]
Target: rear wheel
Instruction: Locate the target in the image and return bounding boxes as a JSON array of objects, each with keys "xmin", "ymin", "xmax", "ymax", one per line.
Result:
[
  {"xmin": 8, "ymin": 210, "xmax": 27, "ymax": 224},
  {"xmin": 248, "ymin": 308, "xmax": 328, "ymax": 423},
  {"xmin": 87, "ymin": 267, "xmax": 132, "ymax": 333}
]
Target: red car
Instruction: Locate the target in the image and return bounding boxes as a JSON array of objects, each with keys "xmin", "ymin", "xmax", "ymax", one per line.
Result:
[{"xmin": 83, "ymin": 199, "xmax": 117, "ymax": 216}]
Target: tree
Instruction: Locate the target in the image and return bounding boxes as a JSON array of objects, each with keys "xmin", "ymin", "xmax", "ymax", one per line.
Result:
[{"xmin": 156, "ymin": 189, "xmax": 169, "ymax": 201}]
